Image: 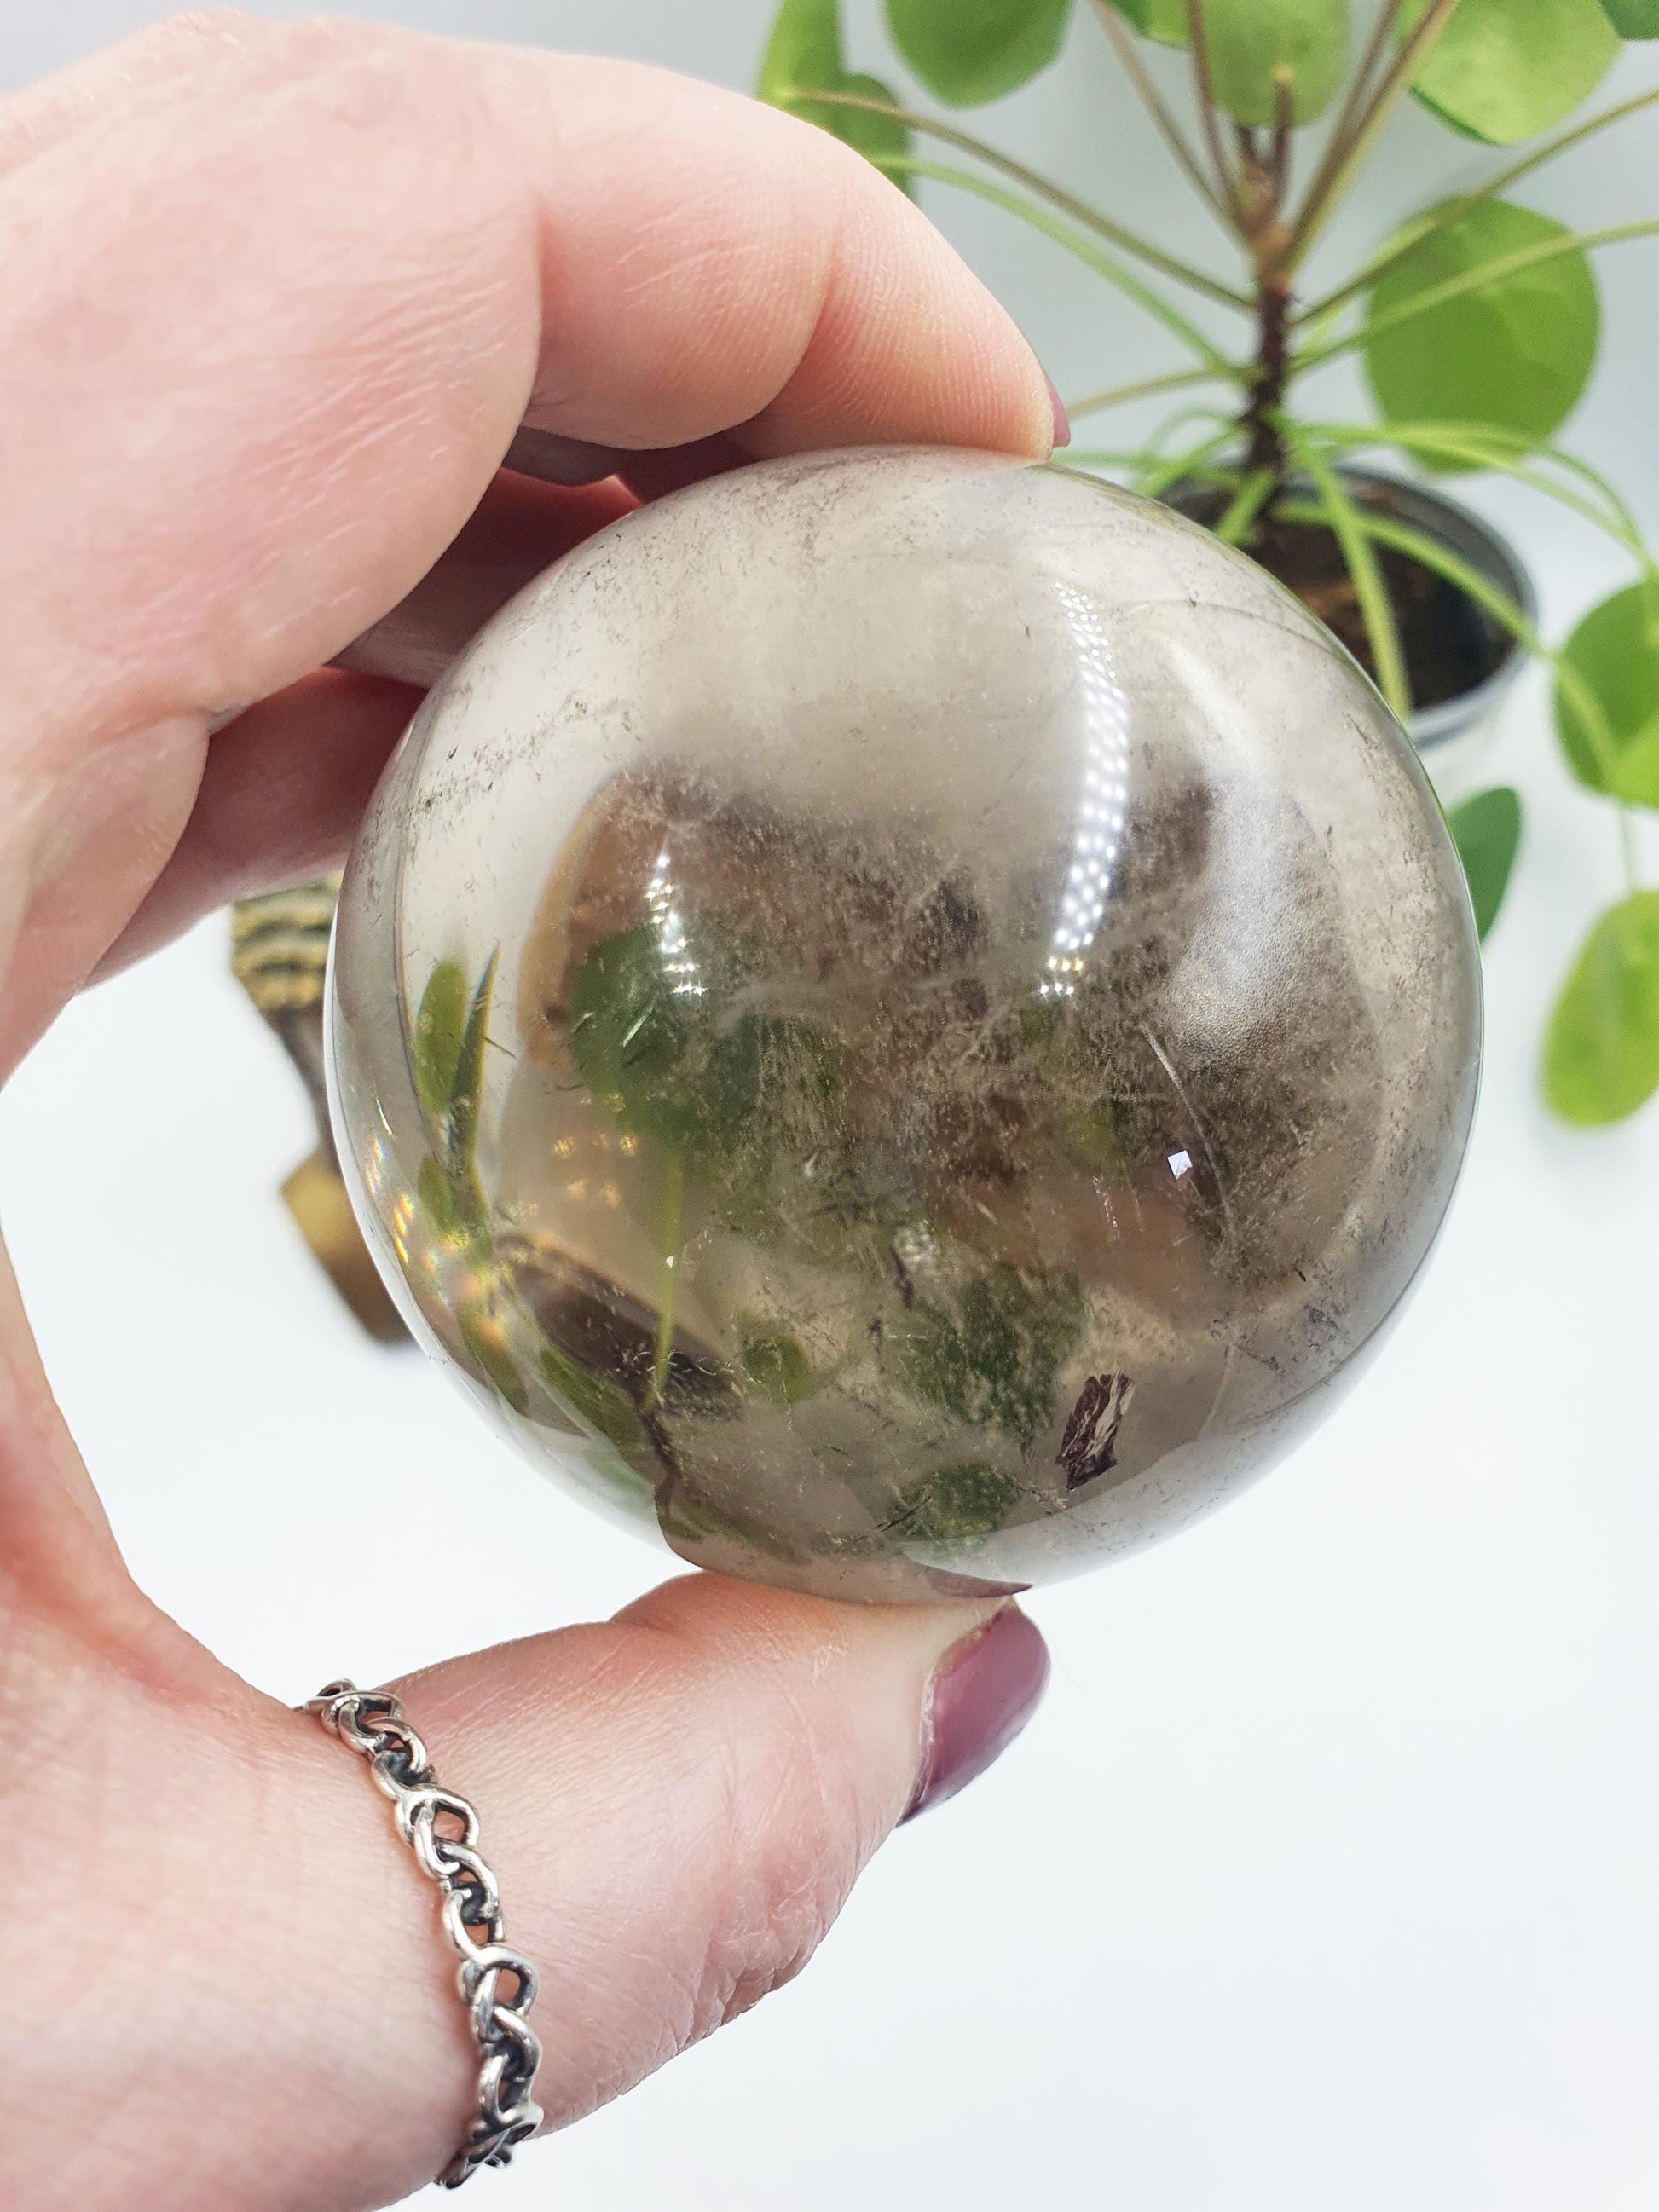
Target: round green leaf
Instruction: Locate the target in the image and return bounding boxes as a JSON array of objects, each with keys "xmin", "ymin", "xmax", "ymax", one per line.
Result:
[
  {"xmin": 1544, "ymin": 892, "xmax": 1659, "ymax": 1123},
  {"xmin": 1362, "ymin": 199, "xmax": 1598, "ymax": 461},
  {"xmin": 884, "ymin": 0, "xmax": 1073, "ymax": 106},
  {"xmin": 1599, "ymin": 0, "xmax": 1659, "ymax": 32},
  {"xmin": 1447, "ymin": 786, "xmax": 1523, "ymax": 939},
  {"xmin": 1207, "ymin": 0, "xmax": 1350, "ymax": 127},
  {"xmin": 1554, "ymin": 581, "xmax": 1659, "ymax": 803},
  {"xmin": 1403, "ymin": 0, "xmax": 1619, "ymax": 144}
]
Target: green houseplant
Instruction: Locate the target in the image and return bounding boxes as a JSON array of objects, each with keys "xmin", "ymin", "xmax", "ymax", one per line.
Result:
[{"xmin": 758, "ymin": 0, "xmax": 1659, "ymax": 1126}]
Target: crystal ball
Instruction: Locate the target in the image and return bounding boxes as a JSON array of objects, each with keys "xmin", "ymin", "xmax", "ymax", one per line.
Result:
[{"xmin": 328, "ymin": 447, "xmax": 1479, "ymax": 1603}]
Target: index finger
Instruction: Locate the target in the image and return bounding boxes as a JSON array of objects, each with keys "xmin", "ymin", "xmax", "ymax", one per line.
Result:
[{"xmin": 0, "ymin": 20, "xmax": 1055, "ymax": 755}]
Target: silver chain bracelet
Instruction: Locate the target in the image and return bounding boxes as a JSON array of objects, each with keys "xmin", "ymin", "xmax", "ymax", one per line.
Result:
[{"xmin": 308, "ymin": 1680, "xmax": 545, "ymax": 2188}]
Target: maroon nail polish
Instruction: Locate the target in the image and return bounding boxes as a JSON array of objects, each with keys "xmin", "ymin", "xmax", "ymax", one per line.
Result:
[
  {"xmin": 904, "ymin": 1608, "xmax": 1050, "ymax": 1822},
  {"xmin": 1045, "ymin": 372, "xmax": 1072, "ymax": 451}
]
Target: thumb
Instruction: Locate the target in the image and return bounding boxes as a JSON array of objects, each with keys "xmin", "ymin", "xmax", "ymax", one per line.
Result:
[{"xmin": 72, "ymin": 1574, "xmax": 1048, "ymax": 2211}]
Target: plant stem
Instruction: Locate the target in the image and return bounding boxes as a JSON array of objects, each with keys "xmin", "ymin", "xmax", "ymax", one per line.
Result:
[
  {"xmin": 1136, "ymin": 421, "xmax": 1240, "ymax": 498},
  {"xmin": 648, "ymin": 1149, "xmax": 685, "ymax": 1409},
  {"xmin": 1275, "ymin": 499, "xmax": 1625, "ymax": 789},
  {"xmin": 1304, "ymin": 419, "xmax": 1650, "ymax": 557},
  {"xmin": 1067, "ymin": 362, "xmax": 1241, "ymax": 418},
  {"xmin": 1267, "ymin": 69, "xmax": 1295, "ymax": 204},
  {"xmin": 1295, "ymin": 222, "xmax": 1659, "ymax": 372},
  {"xmin": 1185, "ymin": 0, "xmax": 1246, "ymax": 227},
  {"xmin": 1296, "ymin": 86, "xmax": 1659, "ymax": 325},
  {"xmin": 1140, "ymin": 400, "xmax": 1234, "ymax": 456},
  {"xmin": 1287, "ymin": 0, "xmax": 1410, "ymax": 241},
  {"xmin": 1295, "ymin": 443, "xmax": 1412, "ymax": 719},
  {"xmin": 1086, "ymin": 0, "xmax": 1234, "ymax": 225},
  {"xmin": 1344, "ymin": 0, "xmax": 1413, "ymax": 124},
  {"xmin": 1287, "ymin": 0, "xmax": 1463, "ymax": 266},
  {"xmin": 1240, "ymin": 276, "xmax": 1292, "ymax": 479},
  {"xmin": 1201, "ymin": 51, "xmax": 1299, "ymax": 503},
  {"xmin": 1059, "ymin": 448, "xmax": 1182, "ymax": 470},
  {"xmin": 797, "ymin": 87, "xmax": 1252, "ymax": 306},
  {"xmin": 878, "ymin": 157, "xmax": 1237, "ymax": 366},
  {"xmin": 1214, "ymin": 466, "xmax": 1277, "ymax": 545}
]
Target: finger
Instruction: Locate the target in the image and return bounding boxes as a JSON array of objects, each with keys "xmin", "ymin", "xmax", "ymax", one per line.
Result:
[
  {"xmin": 328, "ymin": 470, "xmax": 636, "ymax": 690},
  {"xmin": 0, "ymin": 21, "xmax": 737, "ymax": 510},
  {"xmin": 90, "ymin": 468, "xmax": 635, "ymax": 977},
  {"xmin": 30, "ymin": 1576, "xmax": 1048, "ymax": 2209},
  {"xmin": 95, "ymin": 669, "xmax": 419, "ymax": 979},
  {"xmin": 0, "ymin": 23, "xmax": 850, "ymax": 514},
  {"xmin": 4, "ymin": 25, "xmax": 1053, "ymax": 735},
  {"xmin": 0, "ymin": 9, "xmax": 273, "ymax": 179},
  {"xmin": 1, "ymin": 26, "xmax": 1053, "ymax": 1053}
]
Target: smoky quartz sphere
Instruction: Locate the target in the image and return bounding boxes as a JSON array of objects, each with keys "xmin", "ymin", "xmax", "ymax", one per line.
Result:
[{"xmin": 329, "ymin": 447, "xmax": 1479, "ymax": 1603}]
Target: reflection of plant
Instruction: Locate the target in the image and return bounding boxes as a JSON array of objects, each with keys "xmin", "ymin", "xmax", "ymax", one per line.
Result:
[
  {"xmin": 537, "ymin": 1339, "xmax": 650, "ymax": 1451},
  {"xmin": 567, "ymin": 925, "xmax": 774, "ymax": 1155},
  {"xmin": 403, "ymin": 913, "xmax": 1104, "ymax": 1553},
  {"xmin": 567, "ymin": 916, "xmax": 1089, "ymax": 1467},
  {"xmin": 760, "ymin": 0, "xmax": 1659, "ymax": 1124},
  {"xmin": 413, "ymin": 952, "xmax": 497, "ymax": 1242},
  {"xmin": 410, "ymin": 952, "xmax": 671, "ymax": 1484},
  {"xmin": 411, "ymin": 952, "xmax": 531, "ymax": 1408},
  {"xmin": 567, "ymin": 919, "xmax": 842, "ymax": 1398},
  {"xmin": 887, "ymin": 1461, "xmax": 1024, "ymax": 1542},
  {"xmin": 898, "ymin": 1264, "xmax": 1087, "ymax": 1448}
]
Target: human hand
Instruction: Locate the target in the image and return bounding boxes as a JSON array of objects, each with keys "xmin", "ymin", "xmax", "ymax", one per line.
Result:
[{"xmin": 0, "ymin": 15, "xmax": 1057, "ymax": 2207}]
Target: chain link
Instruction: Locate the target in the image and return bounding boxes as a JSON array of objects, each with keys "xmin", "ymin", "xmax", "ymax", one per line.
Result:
[{"xmin": 308, "ymin": 1680, "xmax": 545, "ymax": 2188}]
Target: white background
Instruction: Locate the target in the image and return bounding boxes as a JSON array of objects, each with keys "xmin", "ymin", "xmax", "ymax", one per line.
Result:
[{"xmin": 4, "ymin": 7, "xmax": 1659, "ymax": 2209}]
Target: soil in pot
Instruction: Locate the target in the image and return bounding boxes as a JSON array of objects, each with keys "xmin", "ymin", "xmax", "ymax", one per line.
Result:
[{"xmin": 1175, "ymin": 487, "xmax": 1512, "ymax": 712}]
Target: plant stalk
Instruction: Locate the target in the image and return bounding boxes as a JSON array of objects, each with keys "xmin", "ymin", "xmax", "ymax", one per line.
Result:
[
  {"xmin": 1275, "ymin": 499, "xmax": 1625, "ymax": 789},
  {"xmin": 1296, "ymin": 221, "xmax": 1659, "ymax": 373},
  {"xmin": 1086, "ymin": 0, "xmax": 1232, "ymax": 224},
  {"xmin": 1295, "ymin": 85, "xmax": 1659, "ymax": 326},
  {"xmin": 1304, "ymin": 419, "xmax": 1649, "ymax": 557},
  {"xmin": 1267, "ymin": 69, "xmax": 1295, "ymax": 204},
  {"xmin": 1287, "ymin": 0, "xmax": 1464, "ymax": 266},
  {"xmin": 1184, "ymin": 0, "xmax": 1246, "ymax": 228},
  {"xmin": 1295, "ymin": 442, "xmax": 1411, "ymax": 719},
  {"xmin": 881, "ymin": 156, "xmax": 1238, "ymax": 367},
  {"xmin": 796, "ymin": 86, "xmax": 1251, "ymax": 306},
  {"xmin": 1067, "ymin": 363, "xmax": 1241, "ymax": 419},
  {"xmin": 1240, "ymin": 277, "xmax": 1292, "ymax": 479}
]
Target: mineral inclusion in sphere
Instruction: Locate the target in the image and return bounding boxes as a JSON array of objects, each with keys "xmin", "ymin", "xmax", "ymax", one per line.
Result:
[{"xmin": 328, "ymin": 448, "xmax": 1480, "ymax": 1603}]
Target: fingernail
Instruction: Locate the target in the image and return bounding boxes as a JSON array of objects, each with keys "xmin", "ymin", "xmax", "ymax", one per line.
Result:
[
  {"xmin": 903, "ymin": 1607, "xmax": 1049, "ymax": 1822},
  {"xmin": 503, "ymin": 424, "xmax": 630, "ymax": 487},
  {"xmin": 1045, "ymin": 371, "xmax": 1072, "ymax": 452}
]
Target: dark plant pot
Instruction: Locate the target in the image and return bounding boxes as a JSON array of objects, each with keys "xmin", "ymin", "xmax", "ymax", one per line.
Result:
[{"xmin": 1163, "ymin": 465, "xmax": 1536, "ymax": 797}]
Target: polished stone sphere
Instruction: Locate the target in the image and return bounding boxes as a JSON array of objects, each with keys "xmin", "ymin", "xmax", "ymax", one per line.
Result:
[{"xmin": 328, "ymin": 447, "xmax": 1480, "ymax": 1603}]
